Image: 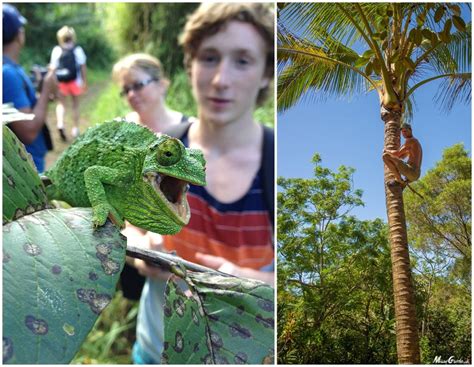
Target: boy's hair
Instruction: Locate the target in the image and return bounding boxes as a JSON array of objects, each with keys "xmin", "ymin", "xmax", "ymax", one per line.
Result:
[
  {"xmin": 112, "ymin": 53, "xmax": 169, "ymax": 87},
  {"xmin": 401, "ymin": 123, "xmax": 412, "ymax": 131},
  {"xmin": 57, "ymin": 26, "xmax": 76, "ymax": 45},
  {"xmin": 179, "ymin": 3, "xmax": 274, "ymax": 105}
]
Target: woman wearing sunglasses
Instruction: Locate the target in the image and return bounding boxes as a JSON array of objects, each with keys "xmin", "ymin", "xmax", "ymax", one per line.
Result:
[
  {"xmin": 112, "ymin": 53, "xmax": 192, "ymax": 302},
  {"xmin": 112, "ymin": 53, "xmax": 189, "ymax": 132}
]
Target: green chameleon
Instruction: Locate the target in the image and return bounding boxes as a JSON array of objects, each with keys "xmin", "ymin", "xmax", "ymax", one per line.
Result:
[{"xmin": 44, "ymin": 120, "xmax": 206, "ymax": 234}]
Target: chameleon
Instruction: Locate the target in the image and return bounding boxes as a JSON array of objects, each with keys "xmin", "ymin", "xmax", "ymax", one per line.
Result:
[{"xmin": 44, "ymin": 119, "xmax": 206, "ymax": 235}]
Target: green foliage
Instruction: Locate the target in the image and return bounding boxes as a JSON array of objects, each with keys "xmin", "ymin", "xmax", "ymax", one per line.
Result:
[
  {"xmin": 16, "ymin": 3, "xmax": 115, "ymax": 70},
  {"xmin": 3, "ymin": 209, "xmax": 126, "ymax": 364},
  {"xmin": 406, "ymin": 144, "xmax": 471, "ymax": 363},
  {"xmin": 165, "ymin": 72, "xmax": 198, "ymax": 118},
  {"xmin": 88, "ymin": 81, "xmax": 129, "ymax": 123},
  {"xmin": 163, "ymin": 271, "xmax": 274, "ymax": 364},
  {"xmin": 405, "ymin": 143, "xmax": 471, "ymax": 283},
  {"xmin": 3, "ymin": 124, "xmax": 50, "ymax": 222},
  {"xmin": 102, "ymin": 3, "xmax": 199, "ymax": 77},
  {"xmin": 418, "ymin": 280, "xmax": 471, "ymax": 363},
  {"xmin": 2, "ymin": 117, "xmax": 126, "ymax": 364},
  {"xmin": 278, "ymin": 152, "xmax": 471, "ymax": 363},
  {"xmin": 71, "ymin": 292, "xmax": 138, "ymax": 364},
  {"xmin": 277, "ymin": 155, "xmax": 396, "ymax": 364}
]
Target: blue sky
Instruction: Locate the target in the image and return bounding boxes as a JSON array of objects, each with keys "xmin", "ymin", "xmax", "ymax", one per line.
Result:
[{"xmin": 277, "ymin": 79, "xmax": 471, "ymax": 221}]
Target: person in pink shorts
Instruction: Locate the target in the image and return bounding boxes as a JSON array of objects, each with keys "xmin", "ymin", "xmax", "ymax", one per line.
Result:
[{"xmin": 50, "ymin": 26, "xmax": 87, "ymax": 141}]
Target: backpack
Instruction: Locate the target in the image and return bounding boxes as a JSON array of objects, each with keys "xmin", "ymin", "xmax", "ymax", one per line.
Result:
[{"xmin": 57, "ymin": 46, "xmax": 77, "ymax": 82}]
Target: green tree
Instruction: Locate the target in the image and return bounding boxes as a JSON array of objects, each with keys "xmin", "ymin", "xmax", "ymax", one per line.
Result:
[
  {"xmin": 16, "ymin": 3, "xmax": 114, "ymax": 69},
  {"xmin": 405, "ymin": 143, "xmax": 471, "ymax": 284},
  {"xmin": 278, "ymin": 3, "xmax": 471, "ymax": 363},
  {"xmin": 278, "ymin": 155, "xmax": 396, "ymax": 363},
  {"xmin": 406, "ymin": 144, "xmax": 471, "ymax": 363},
  {"xmin": 102, "ymin": 3, "xmax": 199, "ymax": 77}
]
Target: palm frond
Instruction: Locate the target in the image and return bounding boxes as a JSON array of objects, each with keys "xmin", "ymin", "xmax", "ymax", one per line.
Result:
[
  {"xmin": 425, "ymin": 24, "xmax": 471, "ymax": 75},
  {"xmin": 402, "ymin": 94, "xmax": 417, "ymax": 124},
  {"xmin": 433, "ymin": 73, "xmax": 471, "ymax": 112},
  {"xmin": 278, "ymin": 30, "xmax": 371, "ymax": 112},
  {"xmin": 278, "ymin": 3, "xmax": 471, "ymax": 116}
]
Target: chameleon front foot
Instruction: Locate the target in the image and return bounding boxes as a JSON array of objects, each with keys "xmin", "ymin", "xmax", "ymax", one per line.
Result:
[{"xmin": 92, "ymin": 203, "xmax": 125, "ymax": 229}]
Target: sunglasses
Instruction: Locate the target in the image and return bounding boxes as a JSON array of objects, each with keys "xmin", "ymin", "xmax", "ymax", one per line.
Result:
[{"xmin": 120, "ymin": 78, "xmax": 158, "ymax": 97}]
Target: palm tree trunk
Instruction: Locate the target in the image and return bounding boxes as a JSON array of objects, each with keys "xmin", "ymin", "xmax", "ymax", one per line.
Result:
[{"xmin": 381, "ymin": 107, "xmax": 420, "ymax": 364}]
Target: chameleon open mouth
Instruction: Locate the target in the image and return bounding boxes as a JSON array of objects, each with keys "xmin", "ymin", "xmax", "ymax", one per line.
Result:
[{"xmin": 143, "ymin": 172, "xmax": 190, "ymax": 223}]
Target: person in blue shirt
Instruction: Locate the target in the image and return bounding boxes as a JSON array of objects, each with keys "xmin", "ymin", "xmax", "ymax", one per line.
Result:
[{"xmin": 3, "ymin": 4, "xmax": 57, "ymax": 172}]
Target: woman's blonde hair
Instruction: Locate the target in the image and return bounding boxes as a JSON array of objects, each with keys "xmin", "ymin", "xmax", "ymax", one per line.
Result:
[
  {"xmin": 179, "ymin": 3, "xmax": 274, "ymax": 105},
  {"xmin": 112, "ymin": 53, "xmax": 169, "ymax": 88},
  {"xmin": 57, "ymin": 26, "xmax": 76, "ymax": 45}
]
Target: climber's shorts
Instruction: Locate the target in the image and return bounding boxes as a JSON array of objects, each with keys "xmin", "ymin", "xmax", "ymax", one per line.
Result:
[{"xmin": 395, "ymin": 160, "xmax": 420, "ymax": 182}]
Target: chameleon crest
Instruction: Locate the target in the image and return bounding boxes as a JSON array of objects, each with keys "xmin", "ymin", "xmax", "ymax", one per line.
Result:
[{"xmin": 45, "ymin": 120, "xmax": 206, "ymax": 234}]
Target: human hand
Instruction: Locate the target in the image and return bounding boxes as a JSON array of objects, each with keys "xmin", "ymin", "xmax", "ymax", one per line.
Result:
[
  {"xmin": 195, "ymin": 252, "xmax": 274, "ymax": 285},
  {"xmin": 128, "ymin": 256, "xmax": 171, "ymax": 280},
  {"xmin": 42, "ymin": 70, "xmax": 58, "ymax": 95},
  {"xmin": 195, "ymin": 252, "xmax": 240, "ymax": 276}
]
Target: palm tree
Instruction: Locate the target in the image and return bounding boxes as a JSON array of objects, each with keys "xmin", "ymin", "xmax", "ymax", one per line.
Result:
[{"xmin": 277, "ymin": 3, "xmax": 471, "ymax": 364}]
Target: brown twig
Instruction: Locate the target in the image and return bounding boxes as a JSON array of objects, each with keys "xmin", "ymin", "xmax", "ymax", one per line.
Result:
[{"xmin": 405, "ymin": 182, "xmax": 425, "ymax": 200}]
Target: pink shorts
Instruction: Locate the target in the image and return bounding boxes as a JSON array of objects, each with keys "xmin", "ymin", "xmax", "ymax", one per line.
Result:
[{"xmin": 59, "ymin": 80, "xmax": 83, "ymax": 96}]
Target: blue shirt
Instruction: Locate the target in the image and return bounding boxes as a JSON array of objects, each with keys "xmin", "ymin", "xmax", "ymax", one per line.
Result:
[{"xmin": 3, "ymin": 56, "xmax": 47, "ymax": 172}]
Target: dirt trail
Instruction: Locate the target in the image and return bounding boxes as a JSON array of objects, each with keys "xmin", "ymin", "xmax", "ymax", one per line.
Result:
[{"xmin": 45, "ymin": 80, "xmax": 108, "ymax": 170}]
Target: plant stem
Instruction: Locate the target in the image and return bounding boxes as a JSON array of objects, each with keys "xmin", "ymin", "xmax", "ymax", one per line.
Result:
[{"xmin": 125, "ymin": 244, "xmax": 233, "ymax": 277}]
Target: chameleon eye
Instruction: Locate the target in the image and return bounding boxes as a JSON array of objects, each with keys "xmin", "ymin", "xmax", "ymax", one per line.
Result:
[{"xmin": 157, "ymin": 138, "xmax": 182, "ymax": 166}]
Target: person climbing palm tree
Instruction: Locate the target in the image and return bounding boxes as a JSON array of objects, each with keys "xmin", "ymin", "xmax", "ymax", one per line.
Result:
[{"xmin": 382, "ymin": 123, "xmax": 422, "ymax": 187}]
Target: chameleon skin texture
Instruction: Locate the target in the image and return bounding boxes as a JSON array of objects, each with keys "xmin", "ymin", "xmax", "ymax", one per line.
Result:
[{"xmin": 45, "ymin": 120, "xmax": 206, "ymax": 234}]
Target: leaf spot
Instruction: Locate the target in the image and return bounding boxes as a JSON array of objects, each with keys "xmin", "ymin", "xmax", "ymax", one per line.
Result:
[
  {"xmin": 173, "ymin": 298, "xmax": 186, "ymax": 317},
  {"xmin": 25, "ymin": 315, "xmax": 48, "ymax": 335},
  {"xmin": 256, "ymin": 314, "xmax": 274, "ymax": 329},
  {"xmin": 6, "ymin": 175, "xmax": 15, "ymax": 188},
  {"xmin": 23, "ymin": 243, "xmax": 42, "ymax": 256},
  {"xmin": 191, "ymin": 308, "xmax": 199, "ymax": 326},
  {"xmin": 76, "ymin": 288, "xmax": 111, "ymax": 314},
  {"xmin": 96, "ymin": 243, "xmax": 112, "ymax": 256},
  {"xmin": 257, "ymin": 299, "xmax": 274, "ymax": 312},
  {"xmin": 3, "ymin": 251, "xmax": 12, "ymax": 263},
  {"xmin": 172, "ymin": 331, "xmax": 184, "ymax": 353},
  {"xmin": 101, "ymin": 259, "xmax": 120, "ymax": 275},
  {"xmin": 63, "ymin": 323, "xmax": 75, "ymax": 336},
  {"xmin": 51, "ymin": 265, "xmax": 62, "ymax": 275},
  {"xmin": 234, "ymin": 352, "xmax": 248, "ymax": 364},
  {"xmin": 229, "ymin": 322, "xmax": 252, "ymax": 339},
  {"xmin": 210, "ymin": 331, "xmax": 224, "ymax": 348},
  {"xmin": 3, "ymin": 337, "xmax": 13, "ymax": 363}
]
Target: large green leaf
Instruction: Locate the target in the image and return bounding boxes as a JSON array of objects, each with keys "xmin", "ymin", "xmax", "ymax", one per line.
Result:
[
  {"xmin": 2, "ymin": 114, "xmax": 126, "ymax": 364},
  {"xmin": 3, "ymin": 208, "xmax": 126, "ymax": 364},
  {"xmin": 3, "ymin": 125, "xmax": 51, "ymax": 223},
  {"xmin": 162, "ymin": 271, "xmax": 274, "ymax": 364}
]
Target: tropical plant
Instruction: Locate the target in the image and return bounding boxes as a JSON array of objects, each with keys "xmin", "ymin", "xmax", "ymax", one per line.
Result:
[
  {"xmin": 2, "ymin": 107, "xmax": 127, "ymax": 364},
  {"xmin": 277, "ymin": 155, "xmax": 396, "ymax": 363},
  {"xmin": 277, "ymin": 3, "xmax": 471, "ymax": 363},
  {"xmin": 405, "ymin": 143, "xmax": 471, "ymax": 285}
]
